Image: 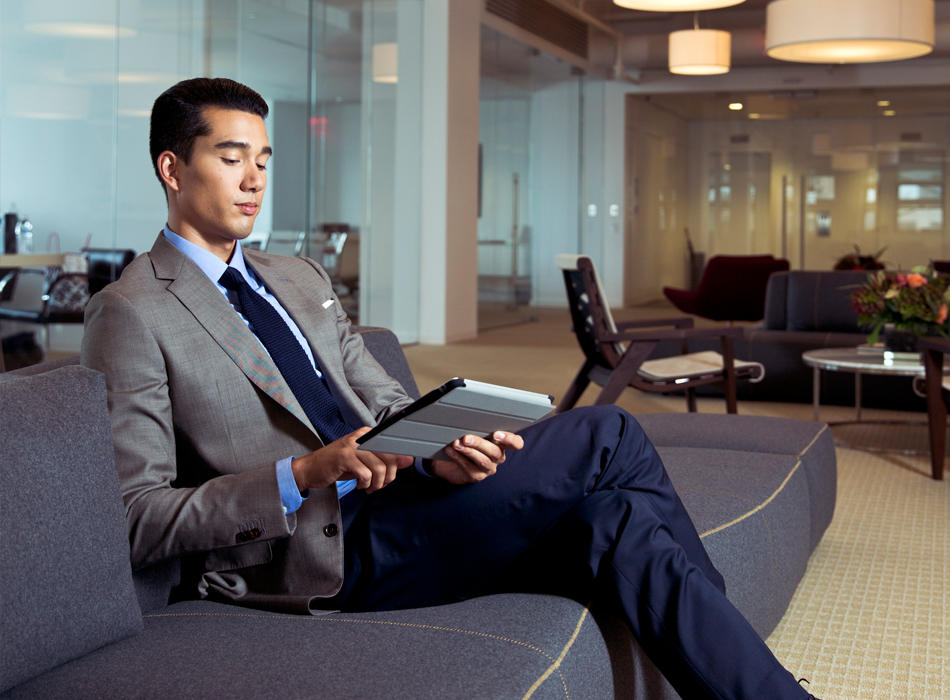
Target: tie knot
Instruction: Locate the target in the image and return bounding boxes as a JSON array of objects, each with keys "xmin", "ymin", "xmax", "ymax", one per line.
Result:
[{"xmin": 219, "ymin": 267, "xmax": 246, "ymax": 292}]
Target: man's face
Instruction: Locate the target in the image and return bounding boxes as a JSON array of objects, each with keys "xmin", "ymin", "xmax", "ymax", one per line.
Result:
[{"xmin": 165, "ymin": 107, "xmax": 271, "ymax": 255}]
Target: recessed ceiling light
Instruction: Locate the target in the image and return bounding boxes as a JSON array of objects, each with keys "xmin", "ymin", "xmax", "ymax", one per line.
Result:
[
  {"xmin": 883, "ymin": 110, "xmax": 896, "ymax": 116},
  {"xmin": 614, "ymin": 0, "xmax": 745, "ymax": 9},
  {"xmin": 877, "ymin": 100, "xmax": 891, "ymax": 107},
  {"xmin": 729, "ymin": 102, "xmax": 743, "ymax": 110},
  {"xmin": 749, "ymin": 113, "xmax": 761, "ymax": 119}
]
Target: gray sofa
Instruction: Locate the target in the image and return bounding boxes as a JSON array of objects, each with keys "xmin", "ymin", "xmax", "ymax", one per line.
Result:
[
  {"xmin": 0, "ymin": 327, "xmax": 836, "ymax": 699},
  {"xmin": 650, "ymin": 270, "xmax": 926, "ymax": 412}
]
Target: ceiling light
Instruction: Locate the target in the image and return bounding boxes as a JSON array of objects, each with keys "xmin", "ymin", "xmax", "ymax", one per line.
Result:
[
  {"xmin": 668, "ymin": 29, "xmax": 731, "ymax": 75},
  {"xmin": 25, "ymin": 22, "xmax": 136, "ymax": 38},
  {"xmin": 883, "ymin": 110, "xmax": 896, "ymax": 116},
  {"xmin": 766, "ymin": 0, "xmax": 934, "ymax": 64},
  {"xmin": 877, "ymin": 100, "xmax": 891, "ymax": 107},
  {"xmin": 614, "ymin": 0, "xmax": 744, "ymax": 10},
  {"xmin": 729, "ymin": 102, "xmax": 743, "ymax": 110},
  {"xmin": 749, "ymin": 113, "xmax": 761, "ymax": 119},
  {"xmin": 372, "ymin": 43, "xmax": 398, "ymax": 84},
  {"xmin": 23, "ymin": 0, "xmax": 140, "ymax": 40}
]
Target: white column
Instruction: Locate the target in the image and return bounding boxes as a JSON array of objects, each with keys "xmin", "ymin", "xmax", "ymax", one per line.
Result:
[{"xmin": 419, "ymin": 0, "xmax": 480, "ymax": 344}]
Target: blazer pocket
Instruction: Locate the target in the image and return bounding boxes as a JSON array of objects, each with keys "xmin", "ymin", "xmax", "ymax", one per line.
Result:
[{"xmin": 205, "ymin": 540, "xmax": 273, "ymax": 573}]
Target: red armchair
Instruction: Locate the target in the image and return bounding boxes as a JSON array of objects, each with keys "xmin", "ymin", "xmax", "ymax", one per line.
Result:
[{"xmin": 663, "ymin": 255, "xmax": 790, "ymax": 323}]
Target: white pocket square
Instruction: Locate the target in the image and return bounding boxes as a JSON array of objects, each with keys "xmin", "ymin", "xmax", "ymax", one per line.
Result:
[{"xmin": 322, "ymin": 299, "xmax": 334, "ymax": 309}]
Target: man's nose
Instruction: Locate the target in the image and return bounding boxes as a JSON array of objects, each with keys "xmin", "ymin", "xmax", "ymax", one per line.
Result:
[{"xmin": 243, "ymin": 165, "xmax": 264, "ymax": 191}]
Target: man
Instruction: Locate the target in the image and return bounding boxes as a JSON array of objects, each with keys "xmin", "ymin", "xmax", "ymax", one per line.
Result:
[{"xmin": 82, "ymin": 78, "xmax": 817, "ymax": 700}]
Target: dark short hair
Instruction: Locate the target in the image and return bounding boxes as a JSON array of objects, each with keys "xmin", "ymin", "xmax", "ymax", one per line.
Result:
[{"xmin": 149, "ymin": 77, "xmax": 268, "ymax": 191}]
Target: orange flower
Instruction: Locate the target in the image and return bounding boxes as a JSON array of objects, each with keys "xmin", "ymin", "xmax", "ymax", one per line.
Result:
[
  {"xmin": 906, "ymin": 272, "xmax": 927, "ymax": 288},
  {"xmin": 938, "ymin": 304, "xmax": 948, "ymax": 324}
]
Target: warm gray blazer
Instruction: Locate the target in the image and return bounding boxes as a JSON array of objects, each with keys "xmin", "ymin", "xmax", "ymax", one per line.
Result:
[{"xmin": 81, "ymin": 234, "xmax": 412, "ymax": 613}]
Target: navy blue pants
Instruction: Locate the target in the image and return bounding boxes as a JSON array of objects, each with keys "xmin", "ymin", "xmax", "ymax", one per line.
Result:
[{"xmin": 327, "ymin": 406, "xmax": 808, "ymax": 700}]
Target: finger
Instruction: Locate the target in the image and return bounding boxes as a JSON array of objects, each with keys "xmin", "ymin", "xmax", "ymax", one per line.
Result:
[
  {"xmin": 455, "ymin": 435, "xmax": 503, "ymax": 468},
  {"xmin": 492, "ymin": 431, "xmax": 524, "ymax": 451},
  {"xmin": 355, "ymin": 450, "xmax": 389, "ymax": 492},
  {"xmin": 449, "ymin": 439, "xmax": 497, "ymax": 475},
  {"xmin": 442, "ymin": 447, "xmax": 488, "ymax": 482}
]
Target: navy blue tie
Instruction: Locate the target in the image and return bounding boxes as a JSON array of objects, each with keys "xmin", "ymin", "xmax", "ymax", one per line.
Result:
[{"xmin": 219, "ymin": 267, "xmax": 352, "ymax": 444}]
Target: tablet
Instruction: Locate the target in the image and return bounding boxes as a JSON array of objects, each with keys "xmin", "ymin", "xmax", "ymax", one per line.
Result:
[{"xmin": 356, "ymin": 378, "xmax": 556, "ymax": 460}]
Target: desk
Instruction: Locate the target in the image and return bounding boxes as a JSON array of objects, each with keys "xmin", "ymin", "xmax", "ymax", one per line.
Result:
[{"xmin": 0, "ymin": 254, "xmax": 66, "ymax": 267}]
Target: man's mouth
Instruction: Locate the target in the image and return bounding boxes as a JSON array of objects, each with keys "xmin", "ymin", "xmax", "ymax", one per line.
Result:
[{"xmin": 236, "ymin": 202, "xmax": 259, "ymax": 215}]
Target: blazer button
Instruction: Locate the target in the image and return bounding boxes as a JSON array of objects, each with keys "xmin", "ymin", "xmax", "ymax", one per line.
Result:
[
  {"xmin": 249, "ymin": 528, "xmax": 262, "ymax": 539},
  {"xmin": 235, "ymin": 531, "xmax": 249, "ymax": 543},
  {"xmin": 323, "ymin": 523, "xmax": 339, "ymax": 537}
]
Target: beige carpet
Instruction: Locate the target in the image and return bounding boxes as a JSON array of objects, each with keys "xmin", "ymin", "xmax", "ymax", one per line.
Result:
[{"xmin": 403, "ymin": 306, "xmax": 950, "ymax": 700}]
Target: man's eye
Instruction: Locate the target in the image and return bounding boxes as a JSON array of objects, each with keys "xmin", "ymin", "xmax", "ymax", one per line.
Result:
[
  {"xmin": 257, "ymin": 164, "xmax": 267, "ymax": 171},
  {"xmin": 222, "ymin": 158, "xmax": 238, "ymax": 165}
]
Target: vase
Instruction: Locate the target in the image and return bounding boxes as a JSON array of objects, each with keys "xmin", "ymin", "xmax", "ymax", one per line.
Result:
[{"xmin": 882, "ymin": 328, "xmax": 919, "ymax": 353}]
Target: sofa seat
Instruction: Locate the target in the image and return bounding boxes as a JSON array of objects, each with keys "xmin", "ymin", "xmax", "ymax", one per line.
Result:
[{"xmin": 2, "ymin": 597, "xmax": 612, "ymax": 700}]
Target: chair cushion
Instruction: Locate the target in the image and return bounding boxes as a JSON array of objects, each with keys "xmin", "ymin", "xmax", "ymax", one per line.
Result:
[
  {"xmin": 0, "ymin": 366, "xmax": 143, "ymax": 693},
  {"xmin": 1, "ymin": 596, "xmax": 613, "ymax": 700}
]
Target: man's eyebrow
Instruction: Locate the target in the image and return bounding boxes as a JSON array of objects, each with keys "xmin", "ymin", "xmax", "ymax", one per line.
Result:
[{"xmin": 214, "ymin": 141, "xmax": 273, "ymax": 156}]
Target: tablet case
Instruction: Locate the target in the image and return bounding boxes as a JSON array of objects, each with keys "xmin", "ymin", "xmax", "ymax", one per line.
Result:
[{"xmin": 356, "ymin": 378, "xmax": 556, "ymax": 460}]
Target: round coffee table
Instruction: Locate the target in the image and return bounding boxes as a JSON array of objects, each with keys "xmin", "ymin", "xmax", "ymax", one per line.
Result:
[{"xmin": 802, "ymin": 347, "xmax": 943, "ymax": 457}]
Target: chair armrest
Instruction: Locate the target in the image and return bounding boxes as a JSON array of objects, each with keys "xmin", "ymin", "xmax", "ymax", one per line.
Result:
[
  {"xmin": 614, "ymin": 317, "xmax": 694, "ymax": 331},
  {"xmin": 600, "ymin": 326, "xmax": 742, "ymax": 343}
]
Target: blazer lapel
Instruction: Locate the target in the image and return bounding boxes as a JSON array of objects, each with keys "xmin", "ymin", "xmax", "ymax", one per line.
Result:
[
  {"xmin": 149, "ymin": 235, "xmax": 319, "ymax": 437},
  {"xmin": 244, "ymin": 250, "xmax": 376, "ymax": 429}
]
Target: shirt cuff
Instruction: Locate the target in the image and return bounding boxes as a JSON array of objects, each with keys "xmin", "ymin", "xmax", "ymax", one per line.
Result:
[
  {"xmin": 414, "ymin": 457, "xmax": 436, "ymax": 478},
  {"xmin": 277, "ymin": 457, "xmax": 307, "ymax": 514}
]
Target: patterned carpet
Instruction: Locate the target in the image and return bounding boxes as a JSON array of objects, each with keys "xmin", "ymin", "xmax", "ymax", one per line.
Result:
[
  {"xmin": 767, "ymin": 447, "xmax": 948, "ymax": 700},
  {"xmin": 403, "ymin": 307, "xmax": 950, "ymax": 700}
]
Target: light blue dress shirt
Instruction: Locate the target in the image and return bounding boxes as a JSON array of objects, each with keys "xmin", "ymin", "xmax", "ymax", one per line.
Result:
[{"xmin": 162, "ymin": 226, "xmax": 357, "ymax": 511}]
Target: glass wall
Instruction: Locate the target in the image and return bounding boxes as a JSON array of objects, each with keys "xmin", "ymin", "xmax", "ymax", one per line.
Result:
[
  {"xmin": 1, "ymin": 0, "xmax": 423, "ymax": 358},
  {"xmin": 478, "ymin": 26, "xmax": 582, "ymax": 329},
  {"xmin": 694, "ymin": 115, "xmax": 950, "ymax": 271}
]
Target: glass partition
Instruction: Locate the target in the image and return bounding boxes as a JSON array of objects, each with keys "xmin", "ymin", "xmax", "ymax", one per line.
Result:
[
  {"xmin": 478, "ymin": 26, "xmax": 582, "ymax": 330},
  {"xmin": 1, "ymin": 0, "xmax": 424, "ymax": 362}
]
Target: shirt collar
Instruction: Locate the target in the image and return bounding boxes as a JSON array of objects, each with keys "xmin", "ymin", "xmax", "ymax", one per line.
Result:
[{"xmin": 163, "ymin": 224, "xmax": 262, "ymax": 292}]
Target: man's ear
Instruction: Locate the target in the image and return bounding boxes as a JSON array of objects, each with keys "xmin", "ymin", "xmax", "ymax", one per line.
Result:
[{"xmin": 157, "ymin": 151, "xmax": 181, "ymax": 194}]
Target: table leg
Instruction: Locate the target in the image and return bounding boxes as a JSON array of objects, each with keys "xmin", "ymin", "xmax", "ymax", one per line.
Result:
[
  {"xmin": 855, "ymin": 371, "xmax": 862, "ymax": 422},
  {"xmin": 813, "ymin": 366, "xmax": 820, "ymax": 422}
]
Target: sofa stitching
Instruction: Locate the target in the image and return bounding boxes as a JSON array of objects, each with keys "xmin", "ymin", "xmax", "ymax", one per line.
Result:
[
  {"xmin": 692, "ymin": 459, "xmax": 802, "ymax": 538},
  {"xmin": 144, "ymin": 611, "xmax": 559, "ymax": 659},
  {"xmin": 145, "ymin": 608, "xmax": 586, "ymax": 699},
  {"xmin": 520, "ymin": 606, "xmax": 589, "ymax": 700},
  {"xmin": 797, "ymin": 424, "xmax": 828, "ymax": 457},
  {"xmin": 759, "ymin": 511, "xmax": 777, "ymax": 628}
]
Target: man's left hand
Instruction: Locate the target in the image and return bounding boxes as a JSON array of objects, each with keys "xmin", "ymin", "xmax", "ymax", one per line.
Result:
[{"xmin": 431, "ymin": 431, "xmax": 524, "ymax": 485}]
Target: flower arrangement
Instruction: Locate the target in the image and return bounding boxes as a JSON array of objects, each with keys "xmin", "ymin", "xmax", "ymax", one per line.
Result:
[
  {"xmin": 850, "ymin": 267, "xmax": 950, "ymax": 347},
  {"xmin": 834, "ymin": 245, "xmax": 886, "ymax": 271}
]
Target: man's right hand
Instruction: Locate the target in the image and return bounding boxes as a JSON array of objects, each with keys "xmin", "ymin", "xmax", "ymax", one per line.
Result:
[{"xmin": 291, "ymin": 427, "xmax": 413, "ymax": 494}]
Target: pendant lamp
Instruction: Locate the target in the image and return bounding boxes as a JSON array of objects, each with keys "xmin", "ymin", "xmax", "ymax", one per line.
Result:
[
  {"xmin": 614, "ymin": 0, "xmax": 743, "ymax": 9},
  {"xmin": 766, "ymin": 0, "xmax": 934, "ymax": 64},
  {"xmin": 669, "ymin": 15, "xmax": 731, "ymax": 75}
]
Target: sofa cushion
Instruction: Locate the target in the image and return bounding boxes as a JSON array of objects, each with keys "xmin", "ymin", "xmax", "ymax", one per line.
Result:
[
  {"xmin": 1, "ymin": 596, "xmax": 612, "ymax": 700},
  {"xmin": 0, "ymin": 366, "xmax": 143, "ymax": 693},
  {"xmin": 786, "ymin": 270, "xmax": 867, "ymax": 332}
]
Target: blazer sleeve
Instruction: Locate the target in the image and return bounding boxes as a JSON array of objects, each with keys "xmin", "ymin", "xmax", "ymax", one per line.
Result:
[{"xmin": 82, "ymin": 288, "xmax": 296, "ymax": 571}]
